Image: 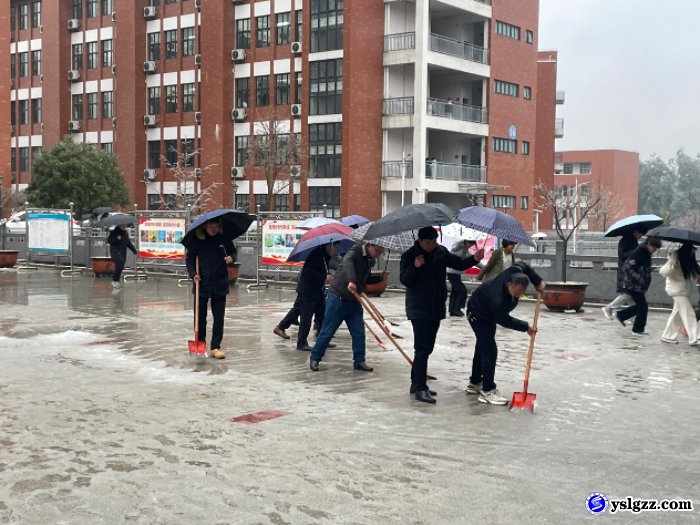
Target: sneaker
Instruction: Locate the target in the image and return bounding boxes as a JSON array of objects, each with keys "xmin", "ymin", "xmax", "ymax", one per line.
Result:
[
  {"xmin": 601, "ymin": 306, "xmax": 613, "ymax": 320},
  {"xmin": 632, "ymin": 331, "xmax": 650, "ymax": 336},
  {"xmin": 210, "ymin": 349, "xmax": 225, "ymax": 359},
  {"xmin": 478, "ymin": 389, "xmax": 509, "ymax": 405},
  {"xmin": 465, "ymin": 382, "xmax": 483, "ymax": 395},
  {"xmin": 690, "ymin": 340, "xmax": 700, "ymax": 347},
  {"xmin": 660, "ymin": 337, "xmax": 679, "ymax": 344},
  {"xmin": 614, "ymin": 312, "xmax": 626, "ymax": 327},
  {"xmin": 111, "ymin": 281, "xmax": 121, "ymax": 289}
]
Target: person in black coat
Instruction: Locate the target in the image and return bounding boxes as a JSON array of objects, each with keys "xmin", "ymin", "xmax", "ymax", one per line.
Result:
[
  {"xmin": 107, "ymin": 224, "xmax": 137, "ymax": 289},
  {"xmin": 400, "ymin": 226, "xmax": 484, "ymax": 403},
  {"xmin": 185, "ymin": 219, "xmax": 233, "ymax": 359},
  {"xmin": 274, "ymin": 243, "xmax": 338, "ymax": 350},
  {"xmin": 602, "ymin": 227, "xmax": 647, "ymax": 319},
  {"xmin": 466, "ymin": 261, "xmax": 545, "ymax": 405}
]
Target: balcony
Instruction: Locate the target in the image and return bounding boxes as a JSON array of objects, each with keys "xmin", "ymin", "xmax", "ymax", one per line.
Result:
[
  {"xmin": 427, "ymin": 98, "xmax": 487, "ymax": 124},
  {"xmin": 429, "ymin": 33, "xmax": 489, "ymax": 64},
  {"xmin": 384, "ymin": 32, "xmax": 416, "ymax": 52},
  {"xmin": 555, "ymin": 118, "xmax": 565, "ymax": 138},
  {"xmin": 383, "ymin": 161, "xmax": 414, "ymax": 179},
  {"xmin": 556, "ymin": 90, "xmax": 565, "ymax": 104},
  {"xmin": 426, "ymin": 162, "xmax": 485, "ymax": 183},
  {"xmin": 383, "ymin": 97, "xmax": 415, "ymax": 115}
]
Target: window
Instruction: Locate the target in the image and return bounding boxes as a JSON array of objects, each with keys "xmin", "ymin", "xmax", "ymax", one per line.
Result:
[
  {"xmin": 309, "ymin": 122, "xmax": 342, "ymax": 178},
  {"xmin": 236, "ymin": 19, "xmax": 251, "ymax": 49},
  {"xmin": 495, "ymin": 20, "xmax": 520, "ymax": 40},
  {"xmin": 492, "ymin": 195, "xmax": 515, "ymax": 209},
  {"xmin": 521, "ymin": 196, "xmax": 529, "ymax": 209},
  {"xmin": 295, "ymin": 9, "xmax": 302, "ymax": 42},
  {"xmin": 19, "ymin": 4, "xmax": 28, "ymax": 29},
  {"xmin": 276, "ymin": 73, "xmax": 290, "ymax": 105},
  {"xmin": 310, "ymin": 59, "xmax": 343, "ymax": 115},
  {"xmin": 256, "ymin": 15, "xmax": 270, "ymax": 47},
  {"xmin": 10, "ymin": 101, "xmax": 15, "ymax": 126},
  {"xmin": 10, "ymin": 54, "xmax": 15, "ymax": 79},
  {"xmin": 87, "ymin": 93, "xmax": 98, "ymax": 119},
  {"xmin": 32, "ymin": 1, "xmax": 41, "ymax": 28},
  {"xmin": 31, "ymin": 50, "xmax": 41, "ymax": 76},
  {"xmin": 19, "ymin": 52, "xmax": 28, "ymax": 77},
  {"xmin": 20, "ymin": 148, "xmax": 30, "ymax": 172},
  {"xmin": 525, "ymin": 30, "xmax": 534, "ymax": 44},
  {"xmin": 87, "ymin": 0, "xmax": 97, "ymax": 17},
  {"xmin": 11, "ymin": 148, "xmax": 16, "ymax": 173},
  {"xmin": 236, "ymin": 77, "xmax": 249, "ymax": 107},
  {"xmin": 166, "ymin": 0, "xmax": 177, "ymax": 3},
  {"xmin": 254, "ymin": 136, "xmax": 268, "ymax": 165},
  {"xmin": 165, "ymin": 140, "xmax": 178, "ymax": 166},
  {"xmin": 309, "ymin": 187, "xmax": 341, "ymax": 217},
  {"xmin": 72, "ymin": 43, "xmax": 83, "ymax": 70},
  {"xmin": 493, "ymin": 137, "xmax": 517, "ymax": 154},
  {"xmin": 182, "ymin": 27, "xmax": 195, "ymax": 56},
  {"xmin": 19, "ymin": 100, "xmax": 29, "ymax": 125},
  {"xmin": 523, "ymin": 86, "xmax": 532, "ymax": 100},
  {"xmin": 563, "ymin": 163, "xmax": 574, "ymax": 174},
  {"xmin": 165, "ymin": 30, "xmax": 177, "ymax": 59},
  {"xmin": 522, "ymin": 141, "xmax": 530, "ymax": 155},
  {"xmin": 148, "ymin": 32, "xmax": 161, "ymax": 61},
  {"xmin": 31, "ymin": 147, "xmax": 42, "ymax": 169},
  {"xmin": 10, "ymin": 6, "xmax": 15, "ymax": 31},
  {"xmin": 103, "ymin": 143, "xmax": 113, "ymax": 154},
  {"xmin": 148, "ymin": 141, "xmax": 161, "ymax": 168},
  {"xmin": 275, "ymin": 134, "xmax": 289, "ymax": 165},
  {"xmin": 73, "ymin": 0, "xmax": 82, "ymax": 19},
  {"xmin": 182, "ymin": 83, "xmax": 195, "ymax": 113},
  {"xmin": 102, "ymin": 39, "xmax": 113, "ymax": 67},
  {"xmin": 311, "ymin": 0, "xmax": 344, "ymax": 52},
  {"xmin": 236, "ymin": 136, "xmax": 249, "ymax": 166},
  {"xmin": 32, "ymin": 98, "xmax": 42, "ymax": 123},
  {"xmin": 494, "ymin": 80, "xmax": 518, "ymax": 97},
  {"xmin": 87, "ymin": 42, "xmax": 98, "ymax": 69},
  {"xmin": 580, "ymin": 162, "xmax": 592, "ymax": 174},
  {"xmin": 165, "ymin": 85, "xmax": 178, "ymax": 113},
  {"xmin": 276, "ymin": 12, "xmax": 291, "ymax": 45},
  {"xmin": 102, "ymin": 0, "xmax": 113, "ymax": 16},
  {"xmin": 102, "ymin": 91, "xmax": 113, "ymax": 118},
  {"xmin": 182, "ymin": 139, "xmax": 195, "ymax": 167},
  {"xmin": 295, "ymin": 72, "xmax": 302, "ymax": 104},
  {"xmin": 235, "ymin": 194, "xmax": 249, "ymax": 211},
  {"xmin": 148, "ymin": 86, "xmax": 161, "ymax": 114},
  {"xmin": 256, "ymin": 75, "xmax": 270, "ymax": 106}
]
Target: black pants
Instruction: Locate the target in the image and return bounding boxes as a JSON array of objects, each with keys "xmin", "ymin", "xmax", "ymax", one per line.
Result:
[
  {"xmin": 617, "ymin": 290, "xmax": 648, "ymax": 333},
  {"xmin": 297, "ymin": 293, "xmax": 325, "ymax": 348},
  {"xmin": 279, "ymin": 294, "xmax": 323, "ymax": 336},
  {"xmin": 278, "ymin": 296, "xmax": 301, "ymax": 330},
  {"xmin": 410, "ymin": 319, "xmax": 441, "ymax": 391},
  {"xmin": 468, "ymin": 311, "xmax": 498, "ymax": 392},
  {"xmin": 447, "ymin": 273, "xmax": 467, "ymax": 313},
  {"xmin": 112, "ymin": 257, "xmax": 125, "ymax": 282},
  {"xmin": 196, "ymin": 293, "xmax": 226, "ymax": 350}
]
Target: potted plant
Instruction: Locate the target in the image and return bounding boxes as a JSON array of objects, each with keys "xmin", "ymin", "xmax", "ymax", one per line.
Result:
[
  {"xmin": 0, "ymin": 249, "xmax": 19, "ymax": 268},
  {"xmin": 535, "ymin": 182, "xmax": 608, "ymax": 312}
]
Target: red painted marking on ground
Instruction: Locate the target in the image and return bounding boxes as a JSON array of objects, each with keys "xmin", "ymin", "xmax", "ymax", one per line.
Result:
[
  {"xmin": 558, "ymin": 353, "xmax": 589, "ymax": 361},
  {"xmin": 81, "ymin": 341, "xmax": 114, "ymax": 346},
  {"xmin": 580, "ymin": 317, "xmax": 597, "ymax": 322},
  {"xmin": 229, "ymin": 410, "xmax": 291, "ymax": 424}
]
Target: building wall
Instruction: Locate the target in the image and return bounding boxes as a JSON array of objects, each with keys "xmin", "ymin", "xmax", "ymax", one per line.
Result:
[
  {"xmin": 534, "ymin": 50, "xmax": 557, "ymax": 232},
  {"xmin": 0, "ymin": 0, "xmax": 10, "ymax": 205}
]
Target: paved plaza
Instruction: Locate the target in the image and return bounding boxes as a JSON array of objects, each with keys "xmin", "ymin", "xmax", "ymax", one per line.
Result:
[{"xmin": 1, "ymin": 269, "xmax": 699, "ymax": 524}]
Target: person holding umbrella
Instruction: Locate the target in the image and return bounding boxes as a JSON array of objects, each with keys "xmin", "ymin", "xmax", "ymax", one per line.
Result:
[
  {"xmin": 400, "ymin": 227, "xmax": 484, "ymax": 403},
  {"xmin": 660, "ymin": 243, "xmax": 700, "ymax": 346},
  {"xmin": 477, "ymin": 240, "xmax": 517, "ymax": 282},
  {"xmin": 107, "ymin": 222, "xmax": 137, "ymax": 289},
  {"xmin": 602, "ymin": 226, "xmax": 648, "ymax": 320},
  {"xmin": 447, "ymin": 239, "xmax": 477, "ymax": 316}
]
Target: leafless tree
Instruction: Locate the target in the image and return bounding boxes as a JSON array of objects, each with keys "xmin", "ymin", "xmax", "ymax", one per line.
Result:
[
  {"xmin": 0, "ymin": 187, "xmax": 27, "ymax": 217},
  {"xmin": 677, "ymin": 209, "xmax": 700, "ymax": 231}
]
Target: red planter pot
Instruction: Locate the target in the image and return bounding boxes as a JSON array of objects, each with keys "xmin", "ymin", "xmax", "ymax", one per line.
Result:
[
  {"xmin": 91, "ymin": 256, "xmax": 115, "ymax": 277},
  {"xmin": 0, "ymin": 250, "xmax": 19, "ymax": 268},
  {"xmin": 365, "ymin": 271, "xmax": 389, "ymax": 297},
  {"xmin": 542, "ymin": 281, "xmax": 589, "ymax": 312},
  {"xmin": 228, "ymin": 263, "xmax": 241, "ymax": 284}
]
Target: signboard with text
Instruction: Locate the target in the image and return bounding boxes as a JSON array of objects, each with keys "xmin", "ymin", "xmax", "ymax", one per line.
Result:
[
  {"xmin": 138, "ymin": 217, "xmax": 185, "ymax": 259},
  {"xmin": 261, "ymin": 219, "xmax": 305, "ymax": 266},
  {"xmin": 27, "ymin": 213, "xmax": 70, "ymax": 253}
]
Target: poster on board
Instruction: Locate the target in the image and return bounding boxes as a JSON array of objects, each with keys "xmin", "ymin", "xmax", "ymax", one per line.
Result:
[
  {"xmin": 27, "ymin": 213, "xmax": 71, "ymax": 252},
  {"xmin": 138, "ymin": 217, "xmax": 185, "ymax": 259},
  {"xmin": 261, "ymin": 219, "xmax": 305, "ymax": 266}
]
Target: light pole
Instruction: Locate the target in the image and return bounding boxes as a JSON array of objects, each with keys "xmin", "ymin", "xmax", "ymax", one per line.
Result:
[{"xmin": 400, "ymin": 152, "xmax": 412, "ymax": 207}]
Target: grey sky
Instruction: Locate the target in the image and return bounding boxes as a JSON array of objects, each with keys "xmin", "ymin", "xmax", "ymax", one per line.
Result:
[{"xmin": 538, "ymin": 0, "xmax": 700, "ymax": 161}]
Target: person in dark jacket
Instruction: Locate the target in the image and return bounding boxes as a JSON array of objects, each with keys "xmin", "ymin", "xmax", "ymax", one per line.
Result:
[
  {"xmin": 185, "ymin": 219, "xmax": 233, "ymax": 359},
  {"xmin": 274, "ymin": 243, "xmax": 338, "ymax": 351},
  {"xmin": 466, "ymin": 261, "xmax": 545, "ymax": 405},
  {"xmin": 602, "ymin": 227, "xmax": 647, "ymax": 319},
  {"xmin": 615, "ymin": 237, "xmax": 662, "ymax": 335},
  {"xmin": 309, "ymin": 242, "xmax": 384, "ymax": 372},
  {"xmin": 107, "ymin": 224, "xmax": 137, "ymax": 289},
  {"xmin": 447, "ymin": 240, "xmax": 477, "ymax": 317},
  {"xmin": 400, "ymin": 227, "xmax": 484, "ymax": 403}
]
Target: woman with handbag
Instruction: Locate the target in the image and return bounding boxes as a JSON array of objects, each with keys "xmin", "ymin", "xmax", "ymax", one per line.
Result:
[{"xmin": 660, "ymin": 243, "xmax": 700, "ymax": 346}]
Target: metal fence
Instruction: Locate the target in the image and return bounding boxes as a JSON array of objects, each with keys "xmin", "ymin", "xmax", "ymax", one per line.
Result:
[
  {"xmin": 427, "ymin": 98, "xmax": 488, "ymax": 124},
  {"xmin": 384, "ymin": 32, "xmax": 415, "ymax": 52},
  {"xmin": 425, "ymin": 162, "xmax": 486, "ymax": 183},
  {"xmin": 382, "ymin": 161, "xmax": 414, "ymax": 179},
  {"xmin": 429, "ymin": 33, "xmax": 489, "ymax": 64},
  {"xmin": 383, "ymin": 97, "xmax": 415, "ymax": 115}
]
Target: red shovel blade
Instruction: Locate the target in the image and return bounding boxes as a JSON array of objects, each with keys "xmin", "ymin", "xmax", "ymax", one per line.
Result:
[
  {"xmin": 188, "ymin": 340, "xmax": 207, "ymax": 358},
  {"xmin": 510, "ymin": 391, "xmax": 537, "ymax": 411}
]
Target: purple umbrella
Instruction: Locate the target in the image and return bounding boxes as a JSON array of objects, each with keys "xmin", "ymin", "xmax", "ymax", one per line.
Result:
[
  {"xmin": 456, "ymin": 206, "xmax": 534, "ymax": 247},
  {"xmin": 341, "ymin": 214, "xmax": 370, "ymax": 228}
]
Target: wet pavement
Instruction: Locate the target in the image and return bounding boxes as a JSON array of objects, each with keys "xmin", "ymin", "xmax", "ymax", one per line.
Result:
[{"xmin": 1, "ymin": 269, "xmax": 699, "ymax": 524}]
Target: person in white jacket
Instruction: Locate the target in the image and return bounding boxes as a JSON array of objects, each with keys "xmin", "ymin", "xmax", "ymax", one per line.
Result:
[{"xmin": 660, "ymin": 243, "xmax": 700, "ymax": 345}]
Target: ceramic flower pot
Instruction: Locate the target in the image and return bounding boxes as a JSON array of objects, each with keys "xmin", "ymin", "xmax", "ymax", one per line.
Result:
[
  {"xmin": 91, "ymin": 256, "xmax": 115, "ymax": 277},
  {"xmin": 0, "ymin": 250, "xmax": 19, "ymax": 268},
  {"xmin": 542, "ymin": 281, "xmax": 588, "ymax": 312}
]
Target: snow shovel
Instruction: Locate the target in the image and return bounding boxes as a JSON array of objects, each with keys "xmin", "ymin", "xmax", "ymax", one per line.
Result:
[
  {"xmin": 188, "ymin": 257, "xmax": 207, "ymax": 358},
  {"xmin": 510, "ymin": 294, "xmax": 541, "ymax": 411}
]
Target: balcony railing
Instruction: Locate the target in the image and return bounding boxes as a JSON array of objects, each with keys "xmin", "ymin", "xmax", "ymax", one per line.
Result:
[
  {"xmin": 426, "ymin": 162, "xmax": 485, "ymax": 183},
  {"xmin": 427, "ymin": 98, "xmax": 488, "ymax": 124},
  {"xmin": 383, "ymin": 161, "xmax": 414, "ymax": 179},
  {"xmin": 429, "ymin": 33, "xmax": 489, "ymax": 64},
  {"xmin": 384, "ymin": 97, "xmax": 415, "ymax": 115},
  {"xmin": 555, "ymin": 118, "xmax": 565, "ymax": 138},
  {"xmin": 384, "ymin": 32, "xmax": 416, "ymax": 52}
]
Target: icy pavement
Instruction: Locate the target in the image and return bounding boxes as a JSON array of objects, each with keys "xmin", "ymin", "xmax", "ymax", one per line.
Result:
[{"xmin": 1, "ymin": 269, "xmax": 699, "ymax": 524}]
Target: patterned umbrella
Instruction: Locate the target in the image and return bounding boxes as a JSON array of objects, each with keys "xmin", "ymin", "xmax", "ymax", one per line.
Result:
[
  {"xmin": 440, "ymin": 222, "xmax": 489, "ymax": 241},
  {"xmin": 604, "ymin": 214, "xmax": 663, "ymax": 238},
  {"xmin": 351, "ymin": 222, "xmax": 416, "ymax": 252},
  {"xmin": 455, "ymin": 206, "xmax": 534, "ymax": 247},
  {"xmin": 287, "ymin": 223, "xmax": 355, "ymax": 262},
  {"xmin": 297, "ymin": 216, "xmax": 341, "ymax": 230}
]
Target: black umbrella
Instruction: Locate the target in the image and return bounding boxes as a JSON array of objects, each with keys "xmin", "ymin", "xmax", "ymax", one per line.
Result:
[
  {"xmin": 646, "ymin": 226, "xmax": 700, "ymax": 245},
  {"xmin": 361, "ymin": 203, "xmax": 455, "ymax": 240},
  {"xmin": 99, "ymin": 213, "xmax": 136, "ymax": 227},
  {"xmin": 182, "ymin": 209, "xmax": 256, "ymax": 249},
  {"xmin": 92, "ymin": 207, "xmax": 113, "ymax": 220}
]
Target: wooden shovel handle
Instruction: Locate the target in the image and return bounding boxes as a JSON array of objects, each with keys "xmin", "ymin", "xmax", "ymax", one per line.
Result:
[
  {"xmin": 353, "ymin": 291, "xmax": 413, "ymax": 366},
  {"xmin": 522, "ymin": 294, "xmax": 542, "ymax": 387},
  {"xmin": 193, "ymin": 256, "xmax": 200, "ymax": 340}
]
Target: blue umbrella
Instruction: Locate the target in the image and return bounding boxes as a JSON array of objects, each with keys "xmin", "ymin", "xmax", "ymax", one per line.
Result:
[
  {"xmin": 297, "ymin": 216, "xmax": 340, "ymax": 229},
  {"xmin": 341, "ymin": 214, "xmax": 370, "ymax": 228},
  {"xmin": 455, "ymin": 206, "xmax": 535, "ymax": 247},
  {"xmin": 287, "ymin": 223, "xmax": 355, "ymax": 262},
  {"xmin": 604, "ymin": 214, "xmax": 663, "ymax": 238},
  {"xmin": 182, "ymin": 209, "xmax": 256, "ymax": 248}
]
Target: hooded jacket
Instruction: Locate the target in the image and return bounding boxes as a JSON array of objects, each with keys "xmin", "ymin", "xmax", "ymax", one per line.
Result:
[{"xmin": 107, "ymin": 227, "xmax": 137, "ymax": 261}]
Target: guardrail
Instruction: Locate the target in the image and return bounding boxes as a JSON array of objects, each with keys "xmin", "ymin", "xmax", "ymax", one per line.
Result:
[{"xmin": 427, "ymin": 98, "xmax": 488, "ymax": 124}]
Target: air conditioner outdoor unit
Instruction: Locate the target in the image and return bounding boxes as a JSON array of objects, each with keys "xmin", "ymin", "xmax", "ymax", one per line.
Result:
[
  {"xmin": 232, "ymin": 0, "xmax": 246, "ymax": 4},
  {"xmin": 291, "ymin": 41, "xmax": 302, "ymax": 54},
  {"xmin": 195, "ymin": 0, "xmax": 201, "ymax": 8},
  {"xmin": 231, "ymin": 49, "xmax": 245, "ymax": 62},
  {"xmin": 111, "ymin": 12, "xmax": 117, "ymax": 22},
  {"xmin": 144, "ymin": 169, "xmax": 157, "ymax": 182},
  {"xmin": 195, "ymin": 111, "xmax": 201, "ymax": 123},
  {"xmin": 144, "ymin": 6, "xmax": 157, "ymax": 19},
  {"xmin": 39, "ymin": 74, "xmax": 44, "ymax": 83},
  {"xmin": 112, "ymin": 117, "xmax": 117, "ymax": 128},
  {"xmin": 68, "ymin": 69, "xmax": 80, "ymax": 81},
  {"xmin": 194, "ymin": 54, "xmax": 202, "ymax": 66},
  {"xmin": 67, "ymin": 19, "xmax": 80, "ymax": 31},
  {"xmin": 68, "ymin": 120, "xmax": 81, "ymax": 132},
  {"xmin": 231, "ymin": 108, "xmax": 246, "ymax": 121},
  {"xmin": 144, "ymin": 115, "xmax": 158, "ymax": 127},
  {"xmin": 291, "ymin": 104, "xmax": 302, "ymax": 118},
  {"xmin": 194, "ymin": 168, "xmax": 202, "ymax": 180},
  {"xmin": 143, "ymin": 61, "xmax": 157, "ymax": 73},
  {"xmin": 111, "ymin": 64, "xmax": 117, "ymax": 75},
  {"xmin": 231, "ymin": 167, "xmax": 245, "ymax": 179},
  {"xmin": 290, "ymin": 165, "xmax": 301, "ymax": 177}
]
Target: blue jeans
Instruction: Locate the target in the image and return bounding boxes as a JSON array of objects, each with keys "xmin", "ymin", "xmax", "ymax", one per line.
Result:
[{"xmin": 310, "ymin": 292, "xmax": 366, "ymax": 364}]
